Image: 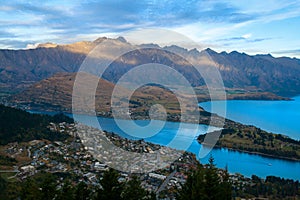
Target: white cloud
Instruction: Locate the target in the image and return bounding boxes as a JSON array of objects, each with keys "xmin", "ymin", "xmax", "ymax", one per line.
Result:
[
  {"xmin": 242, "ymin": 33, "xmax": 252, "ymax": 39},
  {"xmin": 0, "ymin": 0, "xmax": 299, "ymax": 58},
  {"xmin": 25, "ymin": 43, "xmax": 40, "ymax": 49}
]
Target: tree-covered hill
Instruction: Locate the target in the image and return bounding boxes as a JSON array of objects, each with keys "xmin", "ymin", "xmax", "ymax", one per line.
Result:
[
  {"xmin": 198, "ymin": 125, "xmax": 300, "ymax": 161},
  {"xmin": 0, "ymin": 104, "xmax": 73, "ymax": 145}
]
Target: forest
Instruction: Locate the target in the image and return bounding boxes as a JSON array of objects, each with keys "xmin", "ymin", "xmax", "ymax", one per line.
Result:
[{"xmin": 0, "ymin": 105, "xmax": 73, "ymax": 145}]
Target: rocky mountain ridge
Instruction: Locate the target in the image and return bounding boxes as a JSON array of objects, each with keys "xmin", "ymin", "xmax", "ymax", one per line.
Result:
[{"xmin": 1, "ymin": 37, "xmax": 300, "ymax": 96}]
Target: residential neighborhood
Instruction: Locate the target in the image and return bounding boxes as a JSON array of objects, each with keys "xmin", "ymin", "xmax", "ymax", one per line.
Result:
[{"xmin": 0, "ymin": 121, "xmax": 291, "ymax": 199}]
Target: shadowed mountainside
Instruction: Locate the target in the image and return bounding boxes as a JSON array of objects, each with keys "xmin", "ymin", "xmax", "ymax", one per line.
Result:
[{"xmin": 0, "ymin": 37, "xmax": 300, "ymax": 96}]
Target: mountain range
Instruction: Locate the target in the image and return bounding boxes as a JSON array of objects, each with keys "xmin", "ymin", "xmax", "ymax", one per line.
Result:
[{"xmin": 1, "ymin": 36, "xmax": 300, "ymax": 98}]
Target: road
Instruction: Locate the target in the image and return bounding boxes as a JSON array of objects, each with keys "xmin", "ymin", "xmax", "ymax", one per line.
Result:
[
  {"xmin": 156, "ymin": 170, "xmax": 176, "ymax": 195},
  {"xmin": 0, "ymin": 170, "xmax": 19, "ymax": 173}
]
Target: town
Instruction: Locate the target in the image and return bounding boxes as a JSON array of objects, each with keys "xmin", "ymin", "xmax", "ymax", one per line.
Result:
[
  {"xmin": 1, "ymin": 121, "xmax": 200, "ymax": 198},
  {"xmin": 1, "ymin": 121, "xmax": 297, "ymax": 199}
]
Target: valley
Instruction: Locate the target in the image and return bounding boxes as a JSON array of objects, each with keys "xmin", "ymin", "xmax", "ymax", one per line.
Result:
[
  {"xmin": 0, "ymin": 37, "xmax": 300, "ymax": 196},
  {"xmin": 2, "ymin": 1, "xmax": 300, "ymax": 199}
]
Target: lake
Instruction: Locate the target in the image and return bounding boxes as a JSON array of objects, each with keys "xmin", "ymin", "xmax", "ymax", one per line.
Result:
[
  {"xmin": 199, "ymin": 96, "xmax": 300, "ymax": 140},
  {"xmin": 30, "ymin": 97, "xmax": 300, "ymax": 181},
  {"xmin": 71, "ymin": 114, "xmax": 300, "ymax": 181}
]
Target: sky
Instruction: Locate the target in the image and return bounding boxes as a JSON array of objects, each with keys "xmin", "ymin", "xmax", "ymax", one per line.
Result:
[{"xmin": 0, "ymin": 0, "xmax": 300, "ymax": 58}]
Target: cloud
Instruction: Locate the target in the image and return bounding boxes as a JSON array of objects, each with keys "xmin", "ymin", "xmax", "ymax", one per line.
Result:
[
  {"xmin": 146, "ymin": 1, "xmax": 256, "ymax": 25},
  {"xmin": 217, "ymin": 36, "xmax": 271, "ymax": 43},
  {"xmin": 0, "ymin": 39, "xmax": 36, "ymax": 49},
  {"xmin": 25, "ymin": 43, "xmax": 40, "ymax": 49},
  {"xmin": 0, "ymin": 5, "xmax": 15, "ymax": 11},
  {"xmin": 242, "ymin": 33, "xmax": 252, "ymax": 39},
  {"xmin": 272, "ymin": 49, "xmax": 300, "ymax": 54},
  {"xmin": 0, "ymin": 30, "xmax": 16, "ymax": 38},
  {"xmin": 270, "ymin": 49, "xmax": 300, "ymax": 58},
  {"xmin": 0, "ymin": 0, "xmax": 257, "ymax": 46},
  {"xmin": 0, "ymin": 0, "xmax": 299, "ymax": 57}
]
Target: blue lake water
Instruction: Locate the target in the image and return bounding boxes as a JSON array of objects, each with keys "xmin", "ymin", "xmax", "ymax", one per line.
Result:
[
  {"xmin": 199, "ymin": 96, "xmax": 300, "ymax": 140},
  {"xmin": 72, "ymin": 114, "xmax": 300, "ymax": 181},
  {"xmin": 30, "ymin": 104, "xmax": 300, "ymax": 180}
]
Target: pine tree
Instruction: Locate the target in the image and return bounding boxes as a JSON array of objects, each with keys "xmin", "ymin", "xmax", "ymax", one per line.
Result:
[
  {"xmin": 20, "ymin": 178, "xmax": 42, "ymax": 200},
  {"xmin": 121, "ymin": 176, "xmax": 148, "ymax": 200},
  {"xmin": 219, "ymin": 165, "xmax": 232, "ymax": 200},
  {"xmin": 176, "ymin": 155, "xmax": 232, "ymax": 200},
  {"xmin": 0, "ymin": 176, "xmax": 7, "ymax": 199},
  {"xmin": 204, "ymin": 155, "xmax": 221, "ymax": 200},
  {"xmin": 176, "ymin": 164, "xmax": 206, "ymax": 200},
  {"xmin": 96, "ymin": 168, "xmax": 123, "ymax": 200},
  {"xmin": 75, "ymin": 182, "xmax": 91, "ymax": 200},
  {"xmin": 56, "ymin": 180, "xmax": 75, "ymax": 200},
  {"xmin": 40, "ymin": 173, "xmax": 57, "ymax": 200}
]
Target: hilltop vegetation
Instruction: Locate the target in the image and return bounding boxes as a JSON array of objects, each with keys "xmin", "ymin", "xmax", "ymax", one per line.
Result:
[
  {"xmin": 198, "ymin": 121, "xmax": 300, "ymax": 160},
  {"xmin": 176, "ymin": 156, "xmax": 232, "ymax": 200},
  {"xmin": 0, "ymin": 169, "xmax": 156, "ymax": 200},
  {"xmin": 236, "ymin": 175, "xmax": 300, "ymax": 199},
  {"xmin": 0, "ymin": 104, "xmax": 73, "ymax": 145},
  {"xmin": 0, "ymin": 103, "xmax": 298, "ymax": 199},
  {"xmin": 1, "ymin": 155, "xmax": 297, "ymax": 200}
]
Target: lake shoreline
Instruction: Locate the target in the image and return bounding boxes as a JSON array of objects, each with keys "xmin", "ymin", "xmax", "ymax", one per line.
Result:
[
  {"xmin": 203, "ymin": 144, "xmax": 300, "ymax": 162},
  {"xmin": 199, "ymin": 96, "xmax": 300, "ymax": 140},
  {"xmin": 29, "ymin": 107, "xmax": 300, "ymax": 162},
  {"xmin": 27, "ymin": 110, "xmax": 300, "ymax": 180}
]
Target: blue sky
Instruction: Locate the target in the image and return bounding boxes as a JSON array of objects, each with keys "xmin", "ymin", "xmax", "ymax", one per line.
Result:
[{"xmin": 0, "ymin": 0, "xmax": 300, "ymax": 57}]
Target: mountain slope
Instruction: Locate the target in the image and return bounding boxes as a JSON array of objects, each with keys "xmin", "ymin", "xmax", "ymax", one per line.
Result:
[
  {"xmin": 205, "ymin": 49, "xmax": 300, "ymax": 96},
  {"xmin": 1, "ymin": 37, "xmax": 300, "ymax": 96},
  {"xmin": 8, "ymin": 72, "xmax": 182, "ymax": 116}
]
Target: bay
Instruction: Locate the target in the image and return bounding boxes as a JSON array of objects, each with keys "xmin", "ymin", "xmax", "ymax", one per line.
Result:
[
  {"xmin": 199, "ymin": 96, "xmax": 300, "ymax": 140},
  {"xmin": 74, "ymin": 114, "xmax": 300, "ymax": 181},
  {"xmin": 30, "ymin": 110, "xmax": 300, "ymax": 180}
]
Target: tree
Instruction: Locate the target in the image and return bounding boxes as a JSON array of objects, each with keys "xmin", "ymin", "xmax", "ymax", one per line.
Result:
[
  {"xmin": 20, "ymin": 178, "xmax": 41, "ymax": 200},
  {"xmin": 122, "ymin": 176, "xmax": 148, "ymax": 200},
  {"xmin": 56, "ymin": 180, "xmax": 75, "ymax": 200},
  {"xmin": 176, "ymin": 164, "xmax": 206, "ymax": 200},
  {"xmin": 0, "ymin": 176, "xmax": 7, "ymax": 200},
  {"xmin": 96, "ymin": 168, "xmax": 123, "ymax": 200},
  {"xmin": 75, "ymin": 182, "xmax": 91, "ymax": 200},
  {"xmin": 219, "ymin": 165, "xmax": 232, "ymax": 200},
  {"xmin": 39, "ymin": 173, "xmax": 57, "ymax": 200},
  {"xmin": 177, "ymin": 155, "xmax": 232, "ymax": 200},
  {"xmin": 204, "ymin": 155, "xmax": 221, "ymax": 200}
]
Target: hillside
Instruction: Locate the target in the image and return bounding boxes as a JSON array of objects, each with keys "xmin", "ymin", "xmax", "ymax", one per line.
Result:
[
  {"xmin": 1, "ymin": 37, "xmax": 300, "ymax": 96},
  {"xmin": 0, "ymin": 104, "xmax": 73, "ymax": 145},
  {"xmin": 7, "ymin": 71, "xmax": 287, "ymax": 124},
  {"xmin": 205, "ymin": 49, "xmax": 300, "ymax": 96},
  {"xmin": 7, "ymin": 72, "xmax": 184, "ymax": 117},
  {"xmin": 198, "ymin": 121, "xmax": 300, "ymax": 161}
]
